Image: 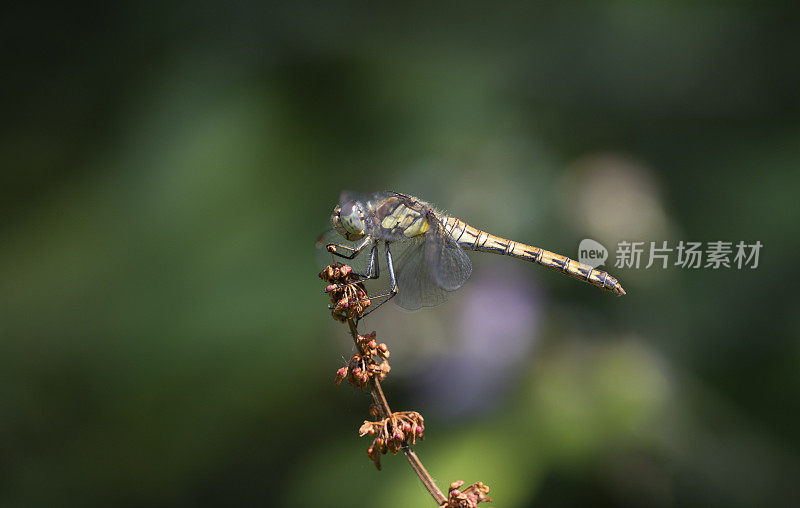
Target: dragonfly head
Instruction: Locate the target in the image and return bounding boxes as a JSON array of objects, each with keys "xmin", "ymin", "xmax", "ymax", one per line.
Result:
[{"xmin": 332, "ymin": 200, "xmax": 366, "ymax": 241}]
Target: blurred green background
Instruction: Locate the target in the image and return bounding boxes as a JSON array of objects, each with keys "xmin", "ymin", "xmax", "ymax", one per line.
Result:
[{"xmin": 2, "ymin": 2, "xmax": 800, "ymax": 507}]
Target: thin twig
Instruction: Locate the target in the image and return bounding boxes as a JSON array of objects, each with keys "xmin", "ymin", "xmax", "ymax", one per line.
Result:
[
  {"xmin": 347, "ymin": 318, "xmax": 447, "ymax": 505},
  {"xmin": 370, "ymin": 375, "xmax": 392, "ymax": 418},
  {"xmin": 403, "ymin": 448, "xmax": 446, "ymax": 505}
]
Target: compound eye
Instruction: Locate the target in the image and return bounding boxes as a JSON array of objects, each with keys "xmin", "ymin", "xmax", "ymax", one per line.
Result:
[
  {"xmin": 340, "ymin": 200, "xmax": 365, "ymax": 235},
  {"xmin": 340, "ymin": 201, "xmax": 356, "ymax": 218}
]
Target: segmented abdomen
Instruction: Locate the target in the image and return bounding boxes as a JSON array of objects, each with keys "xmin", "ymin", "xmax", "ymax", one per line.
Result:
[{"xmin": 440, "ymin": 216, "xmax": 626, "ymax": 296}]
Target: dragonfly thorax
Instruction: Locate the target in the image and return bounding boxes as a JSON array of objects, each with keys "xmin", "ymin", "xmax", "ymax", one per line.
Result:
[{"xmin": 332, "ymin": 200, "xmax": 367, "ymax": 241}]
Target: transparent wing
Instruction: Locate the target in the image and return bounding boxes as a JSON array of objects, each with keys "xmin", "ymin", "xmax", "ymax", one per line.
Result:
[
  {"xmin": 393, "ymin": 237, "xmax": 451, "ymax": 310},
  {"xmin": 425, "ymin": 220, "xmax": 472, "ymax": 291},
  {"xmin": 341, "ymin": 190, "xmax": 399, "ymax": 209},
  {"xmin": 315, "ymin": 229, "xmax": 371, "ymax": 275},
  {"xmin": 392, "ymin": 223, "xmax": 472, "ymax": 310},
  {"xmin": 338, "ymin": 190, "xmax": 369, "ymax": 205}
]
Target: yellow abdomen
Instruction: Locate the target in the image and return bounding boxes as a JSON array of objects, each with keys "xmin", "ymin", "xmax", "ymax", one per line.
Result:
[{"xmin": 440, "ymin": 216, "xmax": 626, "ymax": 296}]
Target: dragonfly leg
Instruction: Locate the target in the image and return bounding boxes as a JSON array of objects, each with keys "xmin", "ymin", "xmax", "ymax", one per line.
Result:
[
  {"xmin": 327, "ymin": 236, "xmax": 372, "ymax": 260},
  {"xmin": 324, "ymin": 244, "xmax": 380, "ymax": 295},
  {"xmin": 359, "ymin": 244, "xmax": 399, "ymax": 318}
]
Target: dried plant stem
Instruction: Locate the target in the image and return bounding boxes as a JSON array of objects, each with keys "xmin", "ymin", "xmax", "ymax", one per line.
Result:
[
  {"xmin": 347, "ymin": 318, "xmax": 447, "ymax": 505},
  {"xmin": 368, "ymin": 373, "xmax": 391, "ymax": 419},
  {"xmin": 402, "ymin": 449, "xmax": 445, "ymax": 505}
]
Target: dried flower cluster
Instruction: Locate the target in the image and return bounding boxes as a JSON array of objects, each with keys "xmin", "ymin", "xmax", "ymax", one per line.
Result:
[
  {"xmin": 319, "ymin": 262, "xmax": 370, "ymax": 321},
  {"xmin": 442, "ymin": 481, "xmax": 492, "ymax": 508},
  {"xmin": 334, "ymin": 331, "xmax": 391, "ymax": 389},
  {"xmin": 320, "ymin": 262, "xmax": 492, "ymax": 506},
  {"xmin": 359, "ymin": 410, "xmax": 425, "ymax": 470}
]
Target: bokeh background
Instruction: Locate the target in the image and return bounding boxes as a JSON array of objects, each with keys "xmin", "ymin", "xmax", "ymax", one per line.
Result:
[{"xmin": 3, "ymin": 2, "xmax": 800, "ymax": 507}]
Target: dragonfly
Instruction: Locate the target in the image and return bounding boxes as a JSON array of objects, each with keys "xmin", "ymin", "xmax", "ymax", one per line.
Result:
[{"xmin": 321, "ymin": 191, "xmax": 625, "ymax": 317}]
